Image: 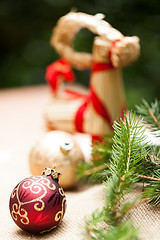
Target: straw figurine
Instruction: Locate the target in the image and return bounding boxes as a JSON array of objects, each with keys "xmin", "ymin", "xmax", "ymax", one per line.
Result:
[{"xmin": 45, "ymin": 12, "xmax": 140, "ymax": 139}]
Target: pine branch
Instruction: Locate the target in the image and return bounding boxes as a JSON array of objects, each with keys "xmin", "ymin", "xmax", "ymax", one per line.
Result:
[
  {"xmin": 136, "ymin": 98, "xmax": 160, "ymax": 130},
  {"xmin": 134, "ymin": 174, "xmax": 160, "ymax": 182},
  {"xmin": 148, "ymin": 108, "xmax": 160, "ymax": 128},
  {"xmin": 84, "ymin": 112, "xmax": 149, "ymax": 239},
  {"xmin": 85, "ymin": 220, "xmax": 139, "ymax": 240},
  {"xmin": 144, "ymin": 155, "xmax": 160, "ymax": 166},
  {"xmin": 83, "ymin": 164, "xmax": 109, "ymax": 176},
  {"xmin": 104, "ymin": 112, "xmax": 149, "ymax": 225},
  {"xmin": 136, "ymin": 99, "xmax": 160, "ymax": 205},
  {"xmin": 136, "ymin": 153, "xmax": 160, "ymax": 180},
  {"xmin": 76, "ymin": 135, "xmax": 113, "ymax": 183},
  {"xmin": 80, "ymin": 99, "xmax": 160, "ymax": 240}
]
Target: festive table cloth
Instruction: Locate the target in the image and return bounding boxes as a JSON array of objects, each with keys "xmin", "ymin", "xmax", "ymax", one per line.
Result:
[{"xmin": 0, "ymin": 85, "xmax": 159, "ymax": 239}]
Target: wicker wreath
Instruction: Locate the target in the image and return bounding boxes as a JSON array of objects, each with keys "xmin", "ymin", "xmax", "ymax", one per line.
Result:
[{"xmin": 50, "ymin": 12, "xmax": 140, "ymax": 69}]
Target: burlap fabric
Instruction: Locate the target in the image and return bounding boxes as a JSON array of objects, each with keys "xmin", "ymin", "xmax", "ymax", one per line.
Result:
[{"xmin": 0, "ymin": 85, "xmax": 159, "ymax": 239}]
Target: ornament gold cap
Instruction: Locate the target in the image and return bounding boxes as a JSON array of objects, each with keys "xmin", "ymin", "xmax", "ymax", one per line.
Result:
[
  {"xmin": 42, "ymin": 167, "xmax": 60, "ymax": 180},
  {"xmin": 60, "ymin": 138, "xmax": 73, "ymax": 155}
]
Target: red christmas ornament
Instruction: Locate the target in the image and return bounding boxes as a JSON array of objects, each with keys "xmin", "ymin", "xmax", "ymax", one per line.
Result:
[{"xmin": 9, "ymin": 168, "xmax": 66, "ymax": 234}]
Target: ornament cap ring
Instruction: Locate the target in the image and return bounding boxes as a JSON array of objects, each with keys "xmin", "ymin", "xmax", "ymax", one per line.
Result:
[{"xmin": 42, "ymin": 167, "xmax": 60, "ymax": 180}]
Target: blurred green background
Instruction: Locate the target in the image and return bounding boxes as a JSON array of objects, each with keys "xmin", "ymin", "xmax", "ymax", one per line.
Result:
[{"xmin": 0, "ymin": 0, "xmax": 160, "ymax": 109}]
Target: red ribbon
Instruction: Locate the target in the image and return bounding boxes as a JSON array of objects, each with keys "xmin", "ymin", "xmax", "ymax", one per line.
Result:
[
  {"xmin": 75, "ymin": 100, "xmax": 89, "ymax": 133},
  {"xmin": 46, "ymin": 42, "xmax": 126, "ymax": 136},
  {"xmin": 74, "ymin": 86, "xmax": 114, "ymax": 133},
  {"xmin": 45, "ymin": 58, "xmax": 75, "ymax": 93},
  {"xmin": 64, "ymin": 89, "xmax": 90, "ymax": 133},
  {"xmin": 68, "ymin": 62, "xmax": 115, "ymax": 133},
  {"xmin": 90, "ymin": 85, "xmax": 113, "ymax": 129},
  {"xmin": 92, "ymin": 62, "xmax": 113, "ymax": 72},
  {"xmin": 108, "ymin": 39, "xmax": 122, "ymax": 62}
]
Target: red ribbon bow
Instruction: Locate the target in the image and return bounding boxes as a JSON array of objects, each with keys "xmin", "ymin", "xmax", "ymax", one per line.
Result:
[{"xmin": 45, "ymin": 58, "xmax": 75, "ymax": 94}]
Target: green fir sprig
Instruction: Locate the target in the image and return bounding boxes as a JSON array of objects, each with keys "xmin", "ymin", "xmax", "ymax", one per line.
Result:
[
  {"xmin": 78, "ymin": 99, "xmax": 160, "ymax": 239},
  {"xmin": 84, "ymin": 112, "xmax": 150, "ymax": 240},
  {"xmin": 136, "ymin": 99, "xmax": 160, "ymax": 130},
  {"xmin": 136, "ymin": 99, "xmax": 160, "ymax": 205},
  {"xmin": 76, "ymin": 135, "xmax": 113, "ymax": 183}
]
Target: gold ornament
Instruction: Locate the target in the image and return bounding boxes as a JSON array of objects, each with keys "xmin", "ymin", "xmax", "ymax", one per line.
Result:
[{"xmin": 29, "ymin": 131, "xmax": 84, "ymax": 189}]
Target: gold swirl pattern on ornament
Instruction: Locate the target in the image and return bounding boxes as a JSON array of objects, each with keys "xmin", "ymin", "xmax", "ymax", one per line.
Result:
[
  {"xmin": 11, "ymin": 186, "xmax": 18, "ymax": 198},
  {"xmin": 40, "ymin": 225, "xmax": 57, "ymax": 234},
  {"xmin": 39, "ymin": 177, "xmax": 56, "ymax": 191},
  {"xmin": 59, "ymin": 187, "xmax": 65, "ymax": 196},
  {"xmin": 11, "ymin": 176, "xmax": 56, "ymax": 225},
  {"xmin": 55, "ymin": 197, "xmax": 66, "ymax": 222},
  {"xmin": 12, "ymin": 203, "xmax": 29, "ymax": 225}
]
